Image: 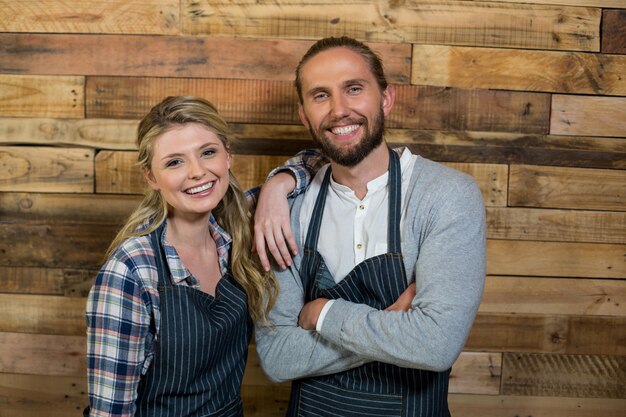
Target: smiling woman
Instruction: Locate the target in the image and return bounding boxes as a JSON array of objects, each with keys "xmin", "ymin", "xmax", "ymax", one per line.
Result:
[{"xmin": 84, "ymin": 96, "xmax": 279, "ymax": 417}]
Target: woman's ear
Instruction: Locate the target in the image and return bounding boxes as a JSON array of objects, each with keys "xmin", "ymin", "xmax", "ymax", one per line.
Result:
[{"xmin": 143, "ymin": 167, "xmax": 159, "ymax": 191}]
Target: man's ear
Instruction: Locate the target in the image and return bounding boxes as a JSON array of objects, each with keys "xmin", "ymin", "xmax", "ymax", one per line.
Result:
[
  {"xmin": 298, "ymin": 104, "xmax": 311, "ymax": 130},
  {"xmin": 382, "ymin": 84, "xmax": 396, "ymax": 117},
  {"xmin": 143, "ymin": 168, "xmax": 159, "ymax": 191}
]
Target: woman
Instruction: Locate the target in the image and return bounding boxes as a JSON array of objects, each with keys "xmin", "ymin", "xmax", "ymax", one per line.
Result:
[{"xmin": 85, "ymin": 96, "xmax": 282, "ymax": 416}]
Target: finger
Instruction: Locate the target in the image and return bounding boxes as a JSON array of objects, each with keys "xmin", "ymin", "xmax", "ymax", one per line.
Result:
[
  {"xmin": 264, "ymin": 224, "xmax": 287, "ymax": 270},
  {"xmin": 273, "ymin": 226, "xmax": 293, "ymax": 267},
  {"xmin": 281, "ymin": 223, "xmax": 299, "ymax": 257},
  {"xmin": 253, "ymin": 225, "xmax": 272, "ymax": 271}
]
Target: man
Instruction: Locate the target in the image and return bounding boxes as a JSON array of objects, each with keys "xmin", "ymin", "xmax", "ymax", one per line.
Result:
[{"xmin": 254, "ymin": 36, "xmax": 486, "ymax": 417}]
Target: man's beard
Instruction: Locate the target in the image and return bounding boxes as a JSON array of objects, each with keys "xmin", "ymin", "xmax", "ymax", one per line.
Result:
[{"xmin": 308, "ymin": 108, "xmax": 385, "ymax": 167}]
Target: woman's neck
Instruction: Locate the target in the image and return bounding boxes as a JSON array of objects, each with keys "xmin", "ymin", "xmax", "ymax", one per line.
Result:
[{"xmin": 165, "ymin": 212, "xmax": 213, "ymax": 252}]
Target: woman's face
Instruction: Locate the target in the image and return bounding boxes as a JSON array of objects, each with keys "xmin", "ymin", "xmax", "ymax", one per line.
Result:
[{"xmin": 145, "ymin": 123, "xmax": 231, "ymax": 220}]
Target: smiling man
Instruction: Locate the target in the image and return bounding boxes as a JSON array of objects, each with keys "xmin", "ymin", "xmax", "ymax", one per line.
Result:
[{"xmin": 254, "ymin": 36, "xmax": 487, "ymax": 417}]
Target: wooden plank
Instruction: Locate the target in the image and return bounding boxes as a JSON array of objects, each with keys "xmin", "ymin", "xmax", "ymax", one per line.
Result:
[
  {"xmin": 0, "ymin": 146, "xmax": 93, "ymax": 193},
  {"xmin": 490, "ymin": 0, "xmax": 626, "ymax": 5},
  {"xmin": 95, "ymin": 150, "xmax": 144, "ymax": 195},
  {"xmin": 486, "ymin": 240, "xmax": 625, "ymax": 279},
  {"xmin": 0, "ymin": 294, "xmax": 86, "ymax": 336},
  {"xmin": 0, "ymin": 117, "xmax": 137, "ymax": 149},
  {"xmin": 182, "ymin": 1, "xmax": 601, "ymax": 51},
  {"xmin": 448, "ymin": 393, "xmax": 626, "ymax": 417},
  {"xmin": 391, "ymin": 85, "xmax": 550, "ymax": 134},
  {"xmin": 551, "ymin": 95, "xmax": 626, "ymax": 137},
  {"xmin": 480, "ymin": 276, "xmax": 626, "ymax": 316},
  {"xmin": 501, "ymin": 353, "xmax": 625, "ymax": 398},
  {"xmin": 3, "ymin": 119, "xmax": 623, "ymax": 169},
  {"xmin": 0, "ymin": 266, "xmax": 96, "ymax": 297},
  {"xmin": 444, "ymin": 163, "xmax": 507, "ymax": 207},
  {"xmin": 508, "ymin": 164, "xmax": 626, "ymax": 211},
  {"xmin": 0, "ymin": 373, "xmax": 87, "ymax": 417},
  {"xmin": 602, "ymin": 9, "xmax": 626, "ymax": 54},
  {"xmin": 0, "ymin": 332, "xmax": 85, "ymax": 376},
  {"xmin": 241, "ymin": 384, "xmax": 290, "ymax": 417},
  {"xmin": 466, "ymin": 313, "xmax": 626, "ymax": 355},
  {"xmin": 0, "ymin": 34, "xmax": 411, "ymax": 83},
  {"xmin": 486, "ymin": 207, "xmax": 626, "ymax": 244},
  {"xmin": 0, "ymin": 75, "xmax": 83, "ymax": 118},
  {"xmin": 0, "ymin": 0, "xmax": 179, "ymax": 35},
  {"xmin": 412, "ymin": 44, "xmax": 626, "ymax": 95},
  {"xmin": 86, "ymin": 77, "xmax": 551, "ymax": 133},
  {"xmin": 0, "ymin": 223, "xmax": 115, "ymax": 269},
  {"xmin": 0, "ymin": 192, "xmax": 139, "ymax": 224}
]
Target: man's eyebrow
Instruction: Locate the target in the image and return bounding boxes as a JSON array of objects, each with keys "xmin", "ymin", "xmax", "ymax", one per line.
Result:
[{"xmin": 342, "ymin": 78, "xmax": 368, "ymax": 87}]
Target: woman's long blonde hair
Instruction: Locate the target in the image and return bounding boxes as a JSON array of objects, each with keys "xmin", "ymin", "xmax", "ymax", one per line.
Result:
[{"xmin": 105, "ymin": 96, "xmax": 278, "ymax": 323}]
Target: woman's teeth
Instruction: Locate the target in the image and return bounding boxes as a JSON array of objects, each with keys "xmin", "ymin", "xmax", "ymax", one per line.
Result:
[{"xmin": 186, "ymin": 182, "xmax": 214, "ymax": 194}]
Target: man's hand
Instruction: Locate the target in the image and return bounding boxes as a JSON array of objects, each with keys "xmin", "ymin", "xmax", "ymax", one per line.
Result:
[
  {"xmin": 385, "ymin": 282, "xmax": 416, "ymax": 311},
  {"xmin": 298, "ymin": 298, "xmax": 329, "ymax": 330},
  {"xmin": 253, "ymin": 172, "xmax": 299, "ymax": 271}
]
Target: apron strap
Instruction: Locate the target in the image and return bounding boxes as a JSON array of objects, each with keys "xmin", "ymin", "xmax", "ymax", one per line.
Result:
[
  {"xmin": 304, "ymin": 146, "xmax": 403, "ymax": 254},
  {"xmin": 149, "ymin": 222, "xmax": 173, "ymax": 287}
]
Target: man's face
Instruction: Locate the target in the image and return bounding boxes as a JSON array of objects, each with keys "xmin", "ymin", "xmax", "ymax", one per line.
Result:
[{"xmin": 297, "ymin": 47, "xmax": 395, "ymax": 167}]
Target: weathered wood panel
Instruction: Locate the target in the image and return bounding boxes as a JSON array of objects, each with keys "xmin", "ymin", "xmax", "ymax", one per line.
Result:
[
  {"xmin": 0, "ymin": 146, "xmax": 94, "ymax": 193},
  {"xmin": 0, "ymin": 34, "xmax": 411, "ymax": 83},
  {"xmin": 0, "ymin": 192, "xmax": 139, "ymax": 224},
  {"xmin": 412, "ymin": 45, "xmax": 626, "ymax": 95},
  {"xmin": 601, "ymin": 9, "xmax": 626, "ymax": 54},
  {"xmin": 448, "ymin": 393, "xmax": 626, "ymax": 417},
  {"xmin": 0, "ymin": 0, "xmax": 179, "ymax": 35},
  {"xmin": 0, "ymin": 373, "xmax": 87, "ymax": 417},
  {"xmin": 486, "ymin": 207, "xmax": 626, "ymax": 244},
  {"xmin": 0, "ymin": 266, "xmax": 95, "ymax": 297},
  {"xmin": 466, "ymin": 313, "xmax": 626, "ymax": 355},
  {"xmin": 241, "ymin": 384, "xmax": 290, "ymax": 417},
  {"xmin": 480, "ymin": 276, "xmax": 626, "ymax": 316},
  {"xmin": 508, "ymin": 164, "xmax": 626, "ymax": 211},
  {"xmin": 551, "ymin": 95, "xmax": 626, "ymax": 137},
  {"xmin": 0, "ymin": 223, "xmax": 114, "ymax": 268},
  {"xmin": 86, "ymin": 77, "xmax": 551, "ymax": 133},
  {"xmin": 486, "ymin": 240, "xmax": 625, "ymax": 279},
  {"xmin": 501, "ymin": 353, "xmax": 625, "ymax": 399},
  {"xmin": 0, "ymin": 75, "xmax": 83, "ymax": 118},
  {"xmin": 0, "ymin": 333, "xmax": 85, "ymax": 376},
  {"xmin": 0, "ymin": 295, "xmax": 86, "ymax": 336},
  {"xmin": 94, "ymin": 151, "xmax": 144, "ymax": 195},
  {"xmin": 492, "ymin": 0, "xmax": 625, "ymax": 5},
  {"xmin": 391, "ymin": 86, "xmax": 550, "ymax": 134},
  {"xmin": 445, "ymin": 163, "xmax": 507, "ymax": 207},
  {"xmin": 183, "ymin": 0, "xmax": 601, "ymax": 51}
]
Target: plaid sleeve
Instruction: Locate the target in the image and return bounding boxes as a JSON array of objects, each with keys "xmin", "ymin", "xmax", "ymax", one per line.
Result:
[
  {"xmin": 86, "ymin": 255, "xmax": 153, "ymax": 417},
  {"xmin": 266, "ymin": 148, "xmax": 327, "ymax": 198}
]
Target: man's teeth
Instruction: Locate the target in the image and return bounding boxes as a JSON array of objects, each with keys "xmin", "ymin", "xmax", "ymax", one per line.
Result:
[
  {"xmin": 331, "ymin": 125, "xmax": 359, "ymax": 135},
  {"xmin": 186, "ymin": 182, "xmax": 214, "ymax": 194}
]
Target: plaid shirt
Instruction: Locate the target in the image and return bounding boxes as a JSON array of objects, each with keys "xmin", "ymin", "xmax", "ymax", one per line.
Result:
[{"xmin": 86, "ymin": 151, "xmax": 324, "ymax": 417}]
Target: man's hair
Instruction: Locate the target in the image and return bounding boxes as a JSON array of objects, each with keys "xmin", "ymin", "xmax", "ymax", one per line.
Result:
[{"xmin": 294, "ymin": 36, "xmax": 388, "ymax": 103}]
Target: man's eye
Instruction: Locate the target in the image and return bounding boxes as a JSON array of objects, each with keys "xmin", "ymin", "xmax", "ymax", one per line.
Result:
[
  {"xmin": 313, "ymin": 93, "xmax": 328, "ymax": 101},
  {"xmin": 348, "ymin": 86, "xmax": 362, "ymax": 94}
]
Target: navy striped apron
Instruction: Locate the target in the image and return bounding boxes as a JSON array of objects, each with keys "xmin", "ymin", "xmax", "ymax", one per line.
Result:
[
  {"xmin": 134, "ymin": 224, "xmax": 250, "ymax": 417},
  {"xmin": 288, "ymin": 148, "xmax": 450, "ymax": 417}
]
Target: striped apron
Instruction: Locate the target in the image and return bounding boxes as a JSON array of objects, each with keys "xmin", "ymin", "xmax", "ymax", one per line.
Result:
[
  {"xmin": 134, "ymin": 224, "xmax": 250, "ymax": 417},
  {"xmin": 288, "ymin": 148, "xmax": 451, "ymax": 417}
]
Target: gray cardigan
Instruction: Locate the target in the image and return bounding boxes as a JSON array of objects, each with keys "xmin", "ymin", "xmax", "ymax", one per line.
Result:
[{"xmin": 255, "ymin": 155, "xmax": 486, "ymax": 383}]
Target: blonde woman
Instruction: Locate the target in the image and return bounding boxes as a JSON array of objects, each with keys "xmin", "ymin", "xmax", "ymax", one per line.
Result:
[{"xmin": 85, "ymin": 96, "xmax": 312, "ymax": 416}]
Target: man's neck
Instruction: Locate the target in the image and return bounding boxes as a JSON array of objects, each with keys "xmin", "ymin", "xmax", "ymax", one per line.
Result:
[{"xmin": 330, "ymin": 143, "xmax": 389, "ymax": 200}]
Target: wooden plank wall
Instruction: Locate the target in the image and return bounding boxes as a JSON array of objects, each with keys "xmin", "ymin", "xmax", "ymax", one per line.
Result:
[{"xmin": 0, "ymin": 1, "xmax": 624, "ymax": 415}]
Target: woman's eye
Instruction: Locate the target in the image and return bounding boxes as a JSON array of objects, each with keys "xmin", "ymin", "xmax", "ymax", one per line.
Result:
[
  {"xmin": 202, "ymin": 149, "xmax": 216, "ymax": 157},
  {"xmin": 166, "ymin": 159, "xmax": 181, "ymax": 168}
]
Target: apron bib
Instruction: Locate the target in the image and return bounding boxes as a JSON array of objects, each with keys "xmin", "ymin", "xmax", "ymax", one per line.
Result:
[
  {"xmin": 289, "ymin": 148, "xmax": 450, "ymax": 417},
  {"xmin": 134, "ymin": 224, "xmax": 250, "ymax": 417}
]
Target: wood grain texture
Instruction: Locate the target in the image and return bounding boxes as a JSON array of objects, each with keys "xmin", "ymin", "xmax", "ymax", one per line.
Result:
[
  {"xmin": 508, "ymin": 164, "xmax": 626, "ymax": 211},
  {"xmin": 0, "ymin": 0, "xmax": 179, "ymax": 34},
  {"xmin": 551, "ymin": 95, "xmax": 626, "ymax": 137},
  {"xmin": 0, "ymin": 34, "xmax": 411, "ymax": 83},
  {"xmin": 486, "ymin": 207, "xmax": 626, "ymax": 244},
  {"xmin": 0, "ymin": 266, "xmax": 95, "ymax": 297},
  {"xmin": 480, "ymin": 276, "xmax": 626, "ymax": 316},
  {"xmin": 601, "ymin": 9, "xmax": 626, "ymax": 54},
  {"xmin": 412, "ymin": 44, "xmax": 626, "ymax": 95},
  {"xmin": 486, "ymin": 240, "xmax": 625, "ymax": 279},
  {"xmin": 467, "ymin": 313, "xmax": 626, "ymax": 355},
  {"xmin": 501, "ymin": 353, "xmax": 626, "ymax": 398},
  {"xmin": 0, "ymin": 373, "xmax": 87, "ymax": 417},
  {"xmin": 182, "ymin": 0, "xmax": 600, "ymax": 51},
  {"xmin": 0, "ymin": 333, "xmax": 85, "ymax": 376},
  {"xmin": 0, "ymin": 146, "xmax": 93, "ymax": 193},
  {"xmin": 448, "ymin": 393, "xmax": 626, "ymax": 417},
  {"xmin": 0, "ymin": 75, "xmax": 83, "ymax": 118},
  {"xmin": 0, "ymin": 192, "xmax": 139, "ymax": 224}
]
